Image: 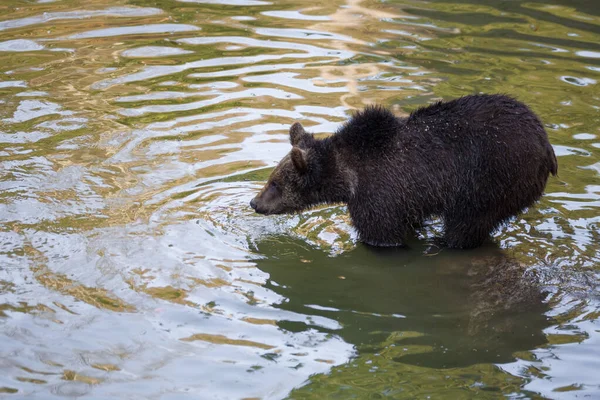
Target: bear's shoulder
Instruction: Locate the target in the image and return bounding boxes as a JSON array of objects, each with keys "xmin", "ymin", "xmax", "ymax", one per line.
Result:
[{"xmin": 334, "ymin": 106, "xmax": 400, "ymax": 151}]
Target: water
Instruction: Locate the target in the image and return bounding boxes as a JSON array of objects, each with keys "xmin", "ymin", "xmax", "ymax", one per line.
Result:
[{"xmin": 0, "ymin": 0, "xmax": 598, "ymax": 398}]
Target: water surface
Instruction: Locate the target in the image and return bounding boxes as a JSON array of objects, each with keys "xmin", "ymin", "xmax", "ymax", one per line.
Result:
[{"xmin": 0, "ymin": 0, "xmax": 599, "ymax": 398}]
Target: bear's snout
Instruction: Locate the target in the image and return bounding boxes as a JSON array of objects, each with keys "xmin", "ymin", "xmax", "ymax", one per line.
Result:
[{"xmin": 250, "ymin": 197, "xmax": 271, "ymax": 215}]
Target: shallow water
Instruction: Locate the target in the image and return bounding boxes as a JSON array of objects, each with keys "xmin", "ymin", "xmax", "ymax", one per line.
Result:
[{"xmin": 0, "ymin": 0, "xmax": 598, "ymax": 398}]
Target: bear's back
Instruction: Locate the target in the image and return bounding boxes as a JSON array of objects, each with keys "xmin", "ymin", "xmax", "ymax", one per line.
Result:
[
  {"xmin": 406, "ymin": 94, "xmax": 544, "ymax": 144},
  {"xmin": 334, "ymin": 95, "xmax": 543, "ymax": 152},
  {"xmin": 333, "ymin": 94, "xmax": 553, "ymax": 178}
]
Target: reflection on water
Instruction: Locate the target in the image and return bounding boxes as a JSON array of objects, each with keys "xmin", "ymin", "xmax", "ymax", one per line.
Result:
[
  {"xmin": 257, "ymin": 238, "xmax": 550, "ymax": 367},
  {"xmin": 0, "ymin": 0, "xmax": 599, "ymax": 398}
]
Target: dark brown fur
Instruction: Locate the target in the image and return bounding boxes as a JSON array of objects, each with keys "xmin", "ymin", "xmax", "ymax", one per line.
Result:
[{"xmin": 250, "ymin": 94, "xmax": 558, "ymax": 248}]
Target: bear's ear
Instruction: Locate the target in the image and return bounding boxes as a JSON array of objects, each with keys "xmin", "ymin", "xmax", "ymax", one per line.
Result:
[
  {"xmin": 291, "ymin": 146, "xmax": 308, "ymax": 174},
  {"xmin": 289, "ymin": 122, "xmax": 308, "ymax": 146}
]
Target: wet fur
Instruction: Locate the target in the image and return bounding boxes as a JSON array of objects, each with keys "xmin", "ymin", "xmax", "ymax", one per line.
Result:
[{"xmin": 251, "ymin": 94, "xmax": 558, "ymax": 249}]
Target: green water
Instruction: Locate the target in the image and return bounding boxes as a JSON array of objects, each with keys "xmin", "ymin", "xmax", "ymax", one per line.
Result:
[{"xmin": 0, "ymin": 0, "xmax": 598, "ymax": 398}]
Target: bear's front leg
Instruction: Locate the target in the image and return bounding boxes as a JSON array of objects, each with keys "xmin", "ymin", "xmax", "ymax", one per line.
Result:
[
  {"xmin": 443, "ymin": 213, "xmax": 494, "ymax": 249},
  {"xmin": 348, "ymin": 202, "xmax": 409, "ymax": 247},
  {"xmin": 359, "ymin": 235, "xmax": 406, "ymax": 247}
]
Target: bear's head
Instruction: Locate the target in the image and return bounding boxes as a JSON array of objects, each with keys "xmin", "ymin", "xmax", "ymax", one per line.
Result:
[{"xmin": 250, "ymin": 122, "xmax": 321, "ymax": 215}]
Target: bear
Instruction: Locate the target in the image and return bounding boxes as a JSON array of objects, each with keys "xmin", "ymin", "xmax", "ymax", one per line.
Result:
[{"xmin": 250, "ymin": 94, "xmax": 558, "ymax": 249}]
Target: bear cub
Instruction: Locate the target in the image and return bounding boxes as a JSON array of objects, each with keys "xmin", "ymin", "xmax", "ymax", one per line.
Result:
[{"xmin": 250, "ymin": 94, "xmax": 557, "ymax": 249}]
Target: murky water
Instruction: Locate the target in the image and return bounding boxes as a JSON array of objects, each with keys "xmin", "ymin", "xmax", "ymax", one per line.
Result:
[{"xmin": 0, "ymin": 0, "xmax": 598, "ymax": 398}]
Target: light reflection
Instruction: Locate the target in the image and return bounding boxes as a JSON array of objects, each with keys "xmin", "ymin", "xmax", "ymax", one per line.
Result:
[
  {"xmin": 0, "ymin": 7, "xmax": 163, "ymax": 31},
  {"xmin": 65, "ymin": 24, "xmax": 200, "ymax": 39},
  {"xmin": 0, "ymin": 39, "xmax": 45, "ymax": 52},
  {"xmin": 121, "ymin": 46, "xmax": 194, "ymax": 58},
  {"xmin": 261, "ymin": 10, "xmax": 331, "ymax": 21}
]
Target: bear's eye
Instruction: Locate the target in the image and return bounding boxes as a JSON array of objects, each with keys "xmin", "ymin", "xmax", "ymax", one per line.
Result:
[{"xmin": 270, "ymin": 181, "xmax": 279, "ymax": 190}]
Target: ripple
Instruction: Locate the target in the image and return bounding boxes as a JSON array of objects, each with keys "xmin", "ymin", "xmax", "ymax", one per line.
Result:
[
  {"xmin": 243, "ymin": 72, "xmax": 348, "ymax": 93},
  {"xmin": 546, "ymin": 186, "xmax": 600, "ymax": 211},
  {"xmin": 115, "ymin": 89, "xmax": 225, "ymax": 102},
  {"xmin": 15, "ymin": 91, "xmax": 49, "ymax": 97},
  {"xmin": 531, "ymin": 42, "xmax": 569, "ymax": 53},
  {"xmin": 0, "ymin": 39, "xmax": 44, "ymax": 52},
  {"xmin": 0, "ymin": 159, "xmax": 104, "ymax": 223},
  {"xmin": 188, "ymin": 62, "xmax": 307, "ymax": 79},
  {"xmin": 552, "ymin": 145, "xmax": 591, "ymax": 157},
  {"xmin": 231, "ymin": 16, "xmax": 256, "ymax": 21},
  {"xmin": 576, "ymin": 50, "xmax": 600, "ymax": 58},
  {"xmin": 118, "ymin": 88, "xmax": 303, "ymax": 116},
  {"xmin": 177, "ymin": 36, "xmax": 354, "ymax": 58},
  {"xmin": 92, "ymin": 36, "xmax": 353, "ymax": 90},
  {"xmin": 0, "ymin": 7, "xmax": 163, "ymax": 31},
  {"xmin": 0, "ymin": 130, "xmax": 52, "ymax": 143},
  {"xmin": 383, "ymin": 29, "xmax": 431, "ymax": 41},
  {"xmin": 177, "ymin": 0, "xmax": 271, "ymax": 4},
  {"xmin": 145, "ymin": 106, "xmax": 346, "ymax": 133},
  {"xmin": 3, "ymin": 100, "xmax": 72, "ymax": 123},
  {"xmin": 255, "ymin": 27, "xmax": 354, "ymax": 42},
  {"xmin": 65, "ymin": 24, "xmax": 200, "ymax": 39},
  {"xmin": 387, "ymin": 19, "xmax": 460, "ymax": 34},
  {"xmin": 261, "ymin": 11, "xmax": 331, "ymax": 21},
  {"xmin": 560, "ymin": 76, "xmax": 597, "ymax": 86},
  {"xmin": 573, "ymin": 133, "xmax": 596, "ymax": 140},
  {"xmin": 121, "ymin": 46, "xmax": 194, "ymax": 58},
  {"xmin": 501, "ymin": 300, "xmax": 600, "ymax": 399},
  {"xmin": 0, "ymin": 81, "xmax": 27, "ymax": 89},
  {"xmin": 189, "ymin": 82, "xmax": 239, "ymax": 90}
]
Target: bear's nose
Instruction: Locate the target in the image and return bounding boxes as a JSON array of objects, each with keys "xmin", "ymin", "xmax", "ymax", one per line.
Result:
[{"xmin": 250, "ymin": 198, "xmax": 257, "ymax": 210}]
